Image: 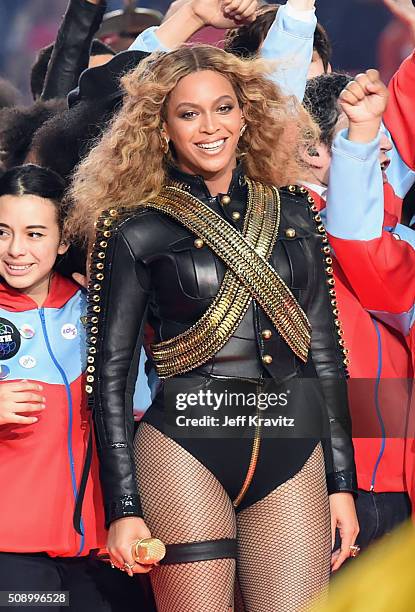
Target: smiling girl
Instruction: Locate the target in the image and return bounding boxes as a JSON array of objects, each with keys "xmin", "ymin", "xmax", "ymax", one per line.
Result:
[{"xmin": 0, "ymin": 164, "xmax": 112, "ymax": 610}]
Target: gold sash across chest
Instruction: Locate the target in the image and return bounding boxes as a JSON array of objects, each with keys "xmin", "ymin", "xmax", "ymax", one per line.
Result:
[{"xmin": 145, "ymin": 178, "xmax": 311, "ymax": 378}]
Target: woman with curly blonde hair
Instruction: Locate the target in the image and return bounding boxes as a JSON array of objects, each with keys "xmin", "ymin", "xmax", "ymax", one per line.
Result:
[
  {"xmin": 68, "ymin": 45, "xmax": 358, "ymax": 612},
  {"xmin": 67, "ymin": 47, "xmax": 313, "ymax": 238}
]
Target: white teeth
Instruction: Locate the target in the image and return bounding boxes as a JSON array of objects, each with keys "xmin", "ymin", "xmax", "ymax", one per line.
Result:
[
  {"xmin": 197, "ymin": 139, "xmax": 225, "ymax": 150},
  {"xmin": 7, "ymin": 264, "xmax": 32, "ymax": 270}
]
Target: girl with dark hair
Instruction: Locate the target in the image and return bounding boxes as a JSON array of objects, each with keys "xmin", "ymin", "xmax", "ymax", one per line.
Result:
[
  {"xmin": 0, "ymin": 164, "xmax": 117, "ymax": 611},
  {"xmin": 0, "ymin": 163, "xmax": 67, "ymax": 216}
]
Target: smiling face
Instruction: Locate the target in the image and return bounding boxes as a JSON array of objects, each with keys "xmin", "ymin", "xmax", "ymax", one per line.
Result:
[
  {"xmin": 0, "ymin": 194, "xmax": 68, "ymax": 305},
  {"xmin": 163, "ymin": 70, "xmax": 244, "ymax": 182}
]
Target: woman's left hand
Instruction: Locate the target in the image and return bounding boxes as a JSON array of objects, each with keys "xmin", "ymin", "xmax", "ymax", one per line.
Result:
[{"xmin": 329, "ymin": 492, "xmax": 359, "ymax": 571}]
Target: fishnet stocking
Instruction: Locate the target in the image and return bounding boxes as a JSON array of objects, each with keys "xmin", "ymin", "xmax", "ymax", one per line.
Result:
[
  {"xmin": 134, "ymin": 423, "xmax": 236, "ymax": 611},
  {"xmin": 236, "ymin": 444, "xmax": 331, "ymax": 612},
  {"xmin": 234, "ymin": 577, "xmax": 246, "ymax": 612},
  {"xmin": 134, "ymin": 426, "xmax": 330, "ymax": 612}
]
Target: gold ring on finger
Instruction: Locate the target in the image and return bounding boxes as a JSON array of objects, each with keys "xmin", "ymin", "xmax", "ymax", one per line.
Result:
[{"xmin": 123, "ymin": 562, "xmax": 135, "ymax": 571}]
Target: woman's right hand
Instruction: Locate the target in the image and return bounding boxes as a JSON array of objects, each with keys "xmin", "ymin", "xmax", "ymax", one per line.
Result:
[
  {"xmin": 0, "ymin": 380, "xmax": 45, "ymax": 426},
  {"xmin": 107, "ymin": 516, "xmax": 154, "ymax": 575}
]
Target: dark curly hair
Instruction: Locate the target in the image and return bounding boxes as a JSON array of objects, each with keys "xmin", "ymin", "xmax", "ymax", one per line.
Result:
[
  {"xmin": 0, "ymin": 99, "xmax": 66, "ymax": 170},
  {"xmin": 225, "ymin": 3, "xmax": 332, "ymax": 72},
  {"xmin": 30, "ymin": 98, "xmax": 117, "ymax": 181},
  {"xmin": 303, "ymin": 73, "xmax": 353, "ymax": 146}
]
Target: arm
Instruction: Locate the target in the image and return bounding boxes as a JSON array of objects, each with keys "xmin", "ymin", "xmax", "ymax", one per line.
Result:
[
  {"xmin": 379, "ymin": 1, "xmax": 415, "ymax": 197},
  {"xmin": 327, "ymin": 129, "xmax": 415, "ymax": 319},
  {"xmin": 88, "ymin": 212, "xmax": 154, "ymax": 573},
  {"xmin": 326, "ymin": 131, "xmax": 384, "ymax": 242},
  {"xmin": 304, "ymin": 203, "xmax": 358, "ymax": 571},
  {"xmin": 260, "ymin": 0, "xmax": 316, "ymax": 100},
  {"xmin": 326, "ymin": 71, "xmax": 387, "ymax": 262},
  {"xmin": 42, "ymin": 0, "xmax": 106, "ymax": 101},
  {"xmin": 326, "ymin": 70, "xmax": 415, "ymax": 332},
  {"xmin": 89, "ymin": 215, "xmax": 149, "ymax": 525},
  {"xmin": 130, "ymin": 0, "xmax": 258, "ymax": 53},
  {"xmin": 307, "ymin": 218, "xmax": 356, "ymax": 494},
  {"xmin": 384, "ymin": 53, "xmax": 415, "ymax": 197},
  {"xmin": 327, "ymin": 129, "xmax": 415, "ymax": 330},
  {"xmin": 385, "ymin": 48, "xmax": 415, "ymax": 170}
]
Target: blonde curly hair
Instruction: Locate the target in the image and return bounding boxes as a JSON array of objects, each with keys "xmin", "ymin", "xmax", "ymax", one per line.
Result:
[{"xmin": 66, "ymin": 45, "xmax": 318, "ymax": 242}]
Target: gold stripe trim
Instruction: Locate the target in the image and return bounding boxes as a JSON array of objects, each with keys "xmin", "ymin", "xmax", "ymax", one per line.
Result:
[
  {"xmin": 149, "ymin": 179, "xmax": 281, "ymax": 377},
  {"xmin": 146, "ymin": 178, "xmax": 311, "ymax": 377}
]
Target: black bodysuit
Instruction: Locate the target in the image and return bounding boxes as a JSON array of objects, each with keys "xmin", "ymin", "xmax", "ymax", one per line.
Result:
[{"xmin": 88, "ymin": 165, "xmax": 357, "ymax": 527}]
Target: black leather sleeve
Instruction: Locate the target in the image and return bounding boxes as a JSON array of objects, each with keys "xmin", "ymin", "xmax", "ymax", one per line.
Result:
[
  {"xmin": 41, "ymin": 0, "xmax": 106, "ymax": 101},
  {"xmin": 304, "ymin": 206, "xmax": 357, "ymax": 495},
  {"xmin": 89, "ymin": 217, "xmax": 150, "ymax": 527}
]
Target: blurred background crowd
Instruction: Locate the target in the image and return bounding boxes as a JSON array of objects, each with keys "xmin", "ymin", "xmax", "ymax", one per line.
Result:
[{"xmin": 0, "ymin": 0, "xmax": 414, "ymax": 103}]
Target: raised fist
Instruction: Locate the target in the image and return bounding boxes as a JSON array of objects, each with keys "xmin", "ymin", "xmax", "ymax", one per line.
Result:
[
  {"xmin": 191, "ymin": 0, "xmax": 258, "ymax": 29},
  {"xmin": 339, "ymin": 69, "xmax": 389, "ymax": 127}
]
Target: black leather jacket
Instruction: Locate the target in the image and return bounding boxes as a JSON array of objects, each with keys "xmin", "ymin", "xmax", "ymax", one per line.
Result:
[
  {"xmin": 89, "ymin": 165, "xmax": 357, "ymax": 526},
  {"xmin": 41, "ymin": 0, "xmax": 107, "ymax": 101}
]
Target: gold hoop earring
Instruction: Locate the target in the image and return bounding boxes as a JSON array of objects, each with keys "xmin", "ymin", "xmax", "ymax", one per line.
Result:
[
  {"xmin": 160, "ymin": 134, "xmax": 170, "ymax": 155},
  {"xmin": 239, "ymin": 124, "xmax": 247, "ymax": 138}
]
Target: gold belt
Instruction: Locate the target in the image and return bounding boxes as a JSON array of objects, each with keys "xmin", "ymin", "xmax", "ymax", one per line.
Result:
[{"xmin": 146, "ymin": 178, "xmax": 311, "ymax": 378}]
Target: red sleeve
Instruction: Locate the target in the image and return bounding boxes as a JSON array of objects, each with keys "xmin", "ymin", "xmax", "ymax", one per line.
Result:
[
  {"xmin": 384, "ymin": 50, "xmax": 415, "ymax": 171},
  {"xmin": 329, "ymin": 232, "xmax": 415, "ymax": 315}
]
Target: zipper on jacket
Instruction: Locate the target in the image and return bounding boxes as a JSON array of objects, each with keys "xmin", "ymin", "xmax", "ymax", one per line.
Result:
[
  {"xmin": 39, "ymin": 307, "xmax": 86, "ymax": 555},
  {"xmin": 370, "ymin": 319, "xmax": 385, "ymax": 492}
]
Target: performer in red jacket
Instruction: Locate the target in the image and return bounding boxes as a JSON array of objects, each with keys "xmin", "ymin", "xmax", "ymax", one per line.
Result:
[
  {"xmin": 325, "ymin": 67, "xmax": 415, "ymax": 520},
  {"xmin": 300, "ymin": 69, "xmax": 413, "ymax": 550},
  {"xmin": 0, "ymin": 165, "xmax": 142, "ymax": 611}
]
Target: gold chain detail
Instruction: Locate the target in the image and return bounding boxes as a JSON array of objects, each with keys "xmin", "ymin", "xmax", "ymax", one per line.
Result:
[
  {"xmin": 146, "ymin": 178, "xmax": 311, "ymax": 377},
  {"xmin": 149, "ymin": 179, "xmax": 279, "ymax": 377}
]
